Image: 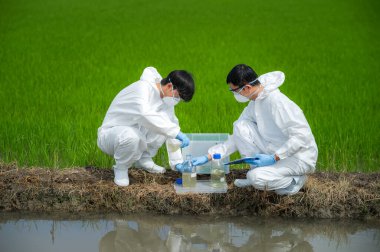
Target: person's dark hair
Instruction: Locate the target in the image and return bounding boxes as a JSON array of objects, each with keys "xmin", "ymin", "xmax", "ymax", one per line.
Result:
[
  {"xmin": 161, "ymin": 70, "xmax": 195, "ymax": 102},
  {"xmin": 226, "ymin": 64, "xmax": 260, "ymax": 87}
]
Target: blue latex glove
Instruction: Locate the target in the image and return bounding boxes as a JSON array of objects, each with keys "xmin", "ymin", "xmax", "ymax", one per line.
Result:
[
  {"xmin": 192, "ymin": 155, "xmax": 209, "ymax": 166},
  {"xmin": 175, "ymin": 131, "xmax": 190, "ymax": 148},
  {"xmin": 250, "ymin": 154, "xmax": 276, "ymax": 167},
  {"xmin": 175, "ymin": 163, "xmax": 185, "ymax": 173}
]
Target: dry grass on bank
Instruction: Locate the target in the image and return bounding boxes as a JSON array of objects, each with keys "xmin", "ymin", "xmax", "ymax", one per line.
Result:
[{"xmin": 0, "ymin": 163, "xmax": 379, "ymax": 219}]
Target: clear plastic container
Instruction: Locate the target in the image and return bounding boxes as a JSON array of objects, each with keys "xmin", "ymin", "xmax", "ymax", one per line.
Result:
[
  {"xmin": 181, "ymin": 133, "xmax": 230, "ymax": 174},
  {"xmin": 182, "ymin": 154, "xmax": 196, "ymax": 188},
  {"xmin": 173, "ymin": 180, "xmax": 227, "ymax": 194},
  {"xmin": 211, "ymin": 153, "xmax": 226, "ymax": 188}
]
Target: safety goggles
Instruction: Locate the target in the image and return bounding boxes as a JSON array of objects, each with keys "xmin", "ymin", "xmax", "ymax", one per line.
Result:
[
  {"xmin": 229, "ymin": 86, "xmax": 245, "ymax": 93},
  {"xmin": 229, "ymin": 78, "xmax": 259, "ymax": 93}
]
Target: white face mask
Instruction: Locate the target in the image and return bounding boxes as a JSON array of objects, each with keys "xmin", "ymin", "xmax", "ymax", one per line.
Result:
[
  {"xmin": 163, "ymin": 96, "xmax": 180, "ymax": 106},
  {"xmin": 233, "ymin": 84, "xmax": 262, "ymax": 103},
  {"xmin": 234, "ymin": 92, "xmax": 250, "ymax": 103},
  {"xmin": 160, "ymin": 84, "xmax": 181, "ymax": 106}
]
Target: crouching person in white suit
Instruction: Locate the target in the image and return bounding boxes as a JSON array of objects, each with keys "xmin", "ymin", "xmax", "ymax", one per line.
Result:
[
  {"xmin": 97, "ymin": 67, "xmax": 195, "ymax": 186},
  {"xmin": 191, "ymin": 64, "xmax": 318, "ymax": 195}
]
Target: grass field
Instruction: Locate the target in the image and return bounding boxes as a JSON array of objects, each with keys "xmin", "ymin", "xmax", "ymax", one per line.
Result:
[{"xmin": 0, "ymin": 0, "xmax": 379, "ymax": 171}]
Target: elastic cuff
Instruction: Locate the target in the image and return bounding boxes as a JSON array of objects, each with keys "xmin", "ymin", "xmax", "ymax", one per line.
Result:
[{"xmin": 169, "ymin": 128, "xmax": 181, "ymax": 139}]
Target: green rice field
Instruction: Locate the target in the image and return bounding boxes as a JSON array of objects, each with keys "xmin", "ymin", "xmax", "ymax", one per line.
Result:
[{"xmin": 0, "ymin": 0, "xmax": 379, "ymax": 171}]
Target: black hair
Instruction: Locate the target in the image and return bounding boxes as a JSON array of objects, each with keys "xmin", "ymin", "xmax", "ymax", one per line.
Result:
[
  {"xmin": 161, "ymin": 70, "xmax": 195, "ymax": 102},
  {"xmin": 226, "ymin": 64, "xmax": 260, "ymax": 87}
]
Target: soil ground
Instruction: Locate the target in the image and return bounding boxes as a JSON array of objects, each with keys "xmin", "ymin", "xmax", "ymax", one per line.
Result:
[{"xmin": 1, "ymin": 163, "xmax": 379, "ymax": 219}]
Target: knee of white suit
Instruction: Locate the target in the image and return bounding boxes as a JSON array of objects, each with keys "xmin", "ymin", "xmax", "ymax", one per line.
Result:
[
  {"xmin": 97, "ymin": 130, "xmax": 116, "ymax": 156},
  {"xmin": 247, "ymin": 168, "xmax": 294, "ymax": 191},
  {"xmin": 117, "ymin": 130, "xmax": 141, "ymax": 147},
  {"xmin": 114, "ymin": 131, "xmax": 146, "ymax": 167},
  {"xmin": 247, "ymin": 169, "xmax": 266, "ymax": 190}
]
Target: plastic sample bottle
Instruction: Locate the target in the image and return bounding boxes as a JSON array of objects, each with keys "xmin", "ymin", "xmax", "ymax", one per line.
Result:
[
  {"xmin": 182, "ymin": 154, "xmax": 196, "ymax": 188},
  {"xmin": 211, "ymin": 153, "xmax": 225, "ymax": 188}
]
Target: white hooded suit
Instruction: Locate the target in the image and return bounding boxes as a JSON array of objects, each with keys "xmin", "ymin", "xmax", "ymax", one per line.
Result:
[
  {"xmin": 209, "ymin": 71, "xmax": 318, "ymax": 194},
  {"xmin": 97, "ymin": 67, "xmax": 183, "ymax": 171}
]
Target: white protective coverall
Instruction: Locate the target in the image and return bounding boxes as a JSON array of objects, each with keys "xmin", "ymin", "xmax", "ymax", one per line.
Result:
[
  {"xmin": 209, "ymin": 71, "xmax": 318, "ymax": 195},
  {"xmin": 97, "ymin": 67, "xmax": 183, "ymax": 171}
]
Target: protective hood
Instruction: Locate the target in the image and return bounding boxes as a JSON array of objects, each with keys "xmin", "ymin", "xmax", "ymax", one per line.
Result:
[
  {"xmin": 256, "ymin": 71, "xmax": 285, "ymax": 100},
  {"xmin": 139, "ymin": 67, "xmax": 162, "ymax": 85}
]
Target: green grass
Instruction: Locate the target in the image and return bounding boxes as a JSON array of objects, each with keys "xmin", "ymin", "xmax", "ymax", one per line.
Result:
[{"xmin": 0, "ymin": 0, "xmax": 379, "ymax": 171}]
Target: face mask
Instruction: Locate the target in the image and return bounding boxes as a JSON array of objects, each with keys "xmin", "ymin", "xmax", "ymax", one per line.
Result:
[
  {"xmin": 163, "ymin": 96, "xmax": 180, "ymax": 106},
  {"xmin": 233, "ymin": 84, "xmax": 262, "ymax": 103},
  {"xmin": 160, "ymin": 84, "xmax": 181, "ymax": 106},
  {"xmin": 234, "ymin": 92, "xmax": 250, "ymax": 103}
]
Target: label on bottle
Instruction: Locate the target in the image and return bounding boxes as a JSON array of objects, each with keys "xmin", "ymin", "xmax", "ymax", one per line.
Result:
[{"xmin": 191, "ymin": 173, "xmax": 196, "ymax": 178}]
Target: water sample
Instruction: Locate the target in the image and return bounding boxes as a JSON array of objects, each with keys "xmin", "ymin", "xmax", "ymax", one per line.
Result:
[
  {"xmin": 211, "ymin": 153, "xmax": 226, "ymax": 188},
  {"xmin": 182, "ymin": 154, "xmax": 196, "ymax": 188}
]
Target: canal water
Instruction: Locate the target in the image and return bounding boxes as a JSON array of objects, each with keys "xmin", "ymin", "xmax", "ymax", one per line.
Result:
[{"xmin": 0, "ymin": 212, "xmax": 379, "ymax": 252}]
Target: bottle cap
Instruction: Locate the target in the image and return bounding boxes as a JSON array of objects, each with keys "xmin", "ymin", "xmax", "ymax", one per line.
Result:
[
  {"xmin": 175, "ymin": 178, "xmax": 182, "ymax": 185},
  {"xmin": 213, "ymin": 153, "xmax": 221, "ymax": 159}
]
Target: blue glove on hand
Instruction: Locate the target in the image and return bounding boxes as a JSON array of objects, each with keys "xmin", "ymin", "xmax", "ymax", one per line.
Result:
[
  {"xmin": 175, "ymin": 131, "xmax": 190, "ymax": 148},
  {"xmin": 175, "ymin": 163, "xmax": 185, "ymax": 173},
  {"xmin": 250, "ymin": 154, "xmax": 276, "ymax": 167},
  {"xmin": 192, "ymin": 155, "xmax": 209, "ymax": 166}
]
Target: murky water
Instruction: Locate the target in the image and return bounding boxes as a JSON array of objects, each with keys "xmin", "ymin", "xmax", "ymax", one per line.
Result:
[{"xmin": 0, "ymin": 213, "xmax": 379, "ymax": 252}]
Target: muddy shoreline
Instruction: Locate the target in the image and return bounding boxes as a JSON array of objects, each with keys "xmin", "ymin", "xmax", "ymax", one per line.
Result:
[{"xmin": 1, "ymin": 163, "xmax": 379, "ymax": 219}]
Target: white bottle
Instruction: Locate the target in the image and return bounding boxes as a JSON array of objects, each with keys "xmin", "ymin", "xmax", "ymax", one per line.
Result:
[{"xmin": 211, "ymin": 153, "xmax": 225, "ymax": 188}]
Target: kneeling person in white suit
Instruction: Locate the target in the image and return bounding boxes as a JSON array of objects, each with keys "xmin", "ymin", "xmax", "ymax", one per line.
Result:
[
  {"xmin": 191, "ymin": 64, "xmax": 318, "ymax": 195},
  {"xmin": 97, "ymin": 67, "xmax": 194, "ymax": 186}
]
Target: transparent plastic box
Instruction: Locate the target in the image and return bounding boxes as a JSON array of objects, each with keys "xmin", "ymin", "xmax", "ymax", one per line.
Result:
[
  {"xmin": 173, "ymin": 180, "xmax": 228, "ymax": 194},
  {"xmin": 181, "ymin": 133, "xmax": 230, "ymax": 174}
]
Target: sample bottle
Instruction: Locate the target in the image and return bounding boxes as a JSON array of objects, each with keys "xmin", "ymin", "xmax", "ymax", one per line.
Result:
[
  {"xmin": 211, "ymin": 153, "xmax": 225, "ymax": 188},
  {"xmin": 182, "ymin": 154, "xmax": 196, "ymax": 188}
]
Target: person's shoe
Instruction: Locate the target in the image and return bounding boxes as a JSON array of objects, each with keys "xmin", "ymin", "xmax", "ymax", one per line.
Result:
[
  {"xmin": 275, "ymin": 175, "xmax": 307, "ymax": 195},
  {"xmin": 234, "ymin": 179, "xmax": 252, "ymax": 188},
  {"xmin": 113, "ymin": 165, "xmax": 129, "ymax": 186},
  {"xmin": 135, "ymin": 158, "xmax": 166, "ymax": 174},
  {"xmin": 142, "ymin": 164, "xmax": 166, "ymax": 173}
]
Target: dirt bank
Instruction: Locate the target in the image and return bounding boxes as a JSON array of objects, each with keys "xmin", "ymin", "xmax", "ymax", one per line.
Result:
[{"xmin": 0, "ymin": 163, "xmax": 379, "ymax": 219}]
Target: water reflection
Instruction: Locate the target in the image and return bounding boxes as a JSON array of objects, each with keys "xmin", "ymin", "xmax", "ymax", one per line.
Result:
[
  {"xmin": 98, "ymin": 215, "xmax": 379, "ymax": 252},
  {"xmin": 0, "ymin": 213, "xmax": 379, "ymax": 252}
]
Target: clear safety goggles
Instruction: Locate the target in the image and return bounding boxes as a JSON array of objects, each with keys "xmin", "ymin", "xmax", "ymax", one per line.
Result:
[
  {"xmin": 228, "ymin": 78, "xmax": 259, "ymax": 93},
  {"xmin": 229, "ymin": 86, "xmax": 245, "ymax": 93}
]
